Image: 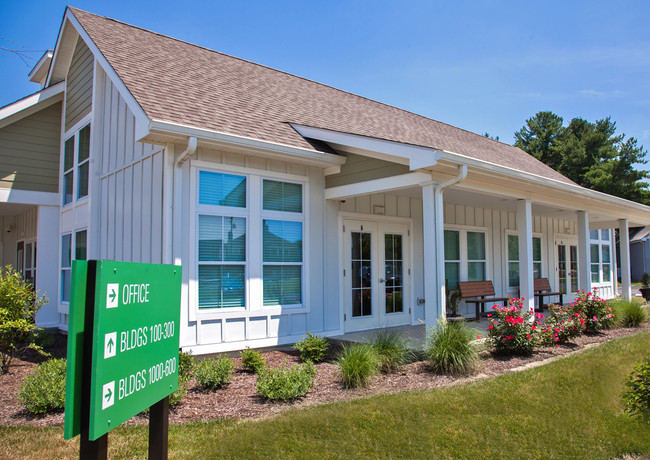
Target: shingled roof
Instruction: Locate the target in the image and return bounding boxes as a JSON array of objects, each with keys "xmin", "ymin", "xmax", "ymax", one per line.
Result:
[{"xmin": 69, "ymin": 7, "xmax": 574, "ymax": 185}]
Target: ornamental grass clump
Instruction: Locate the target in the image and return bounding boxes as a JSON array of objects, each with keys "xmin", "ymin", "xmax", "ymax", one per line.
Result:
[
  {"xmin": 256, "ymin": 361, "xmax": 316, "ymax": 401},
  {"xmin": 538, "ymin": 304, "xmax": 584, "ymax": 346},
  {"xmin": 294, "ymin": 332, "xmax": 329, "ymax": 363},
  {"xmin": 194, "ymin": 355, "xmax": 235, "ymax": 390},
  {"xmin": 487, "ymin": 298, "xmax": 536, "ymax": 355},
  {"xmin": 19, "ymin": 358, "xmax": 66, "ymax": 414},
  {"xmin": 620, "ymin": 301, "xmax": 648, "ymax": 328},
  {"xmin": 622, "ymin": 356, "xmax": 650, "ymax": 419},
  {"xmin": 241, "ymin": 347, "xmax": 266, "ymax": 374},
  {"xmin": 573, "ymin": 289, "xmax": 615, "ymax": 333},
  {"xmin": 371, "ymin": 329, "xmax": 413, "ymax": 373},
  {"xmin": 425, "ymin": 319, "xmax": 478, "ymax": 376},
  {"xmin": 336, "ymin": 343, "xmax": 380, "ymax": 388}
]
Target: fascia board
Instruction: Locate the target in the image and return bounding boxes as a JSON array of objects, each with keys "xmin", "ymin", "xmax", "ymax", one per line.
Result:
[
  {"xmin": 325, "ymin": 171, "xmax": 432, "ymax": 200},
  {"xmin": 0, "ymin": 188, "xmax": 59, "ymax": 206},
  {"xmin": 290, "ymin": 124, "xmax": 442, "ymax": 169},
  {"xmin": 28, "ymin": 51, "xmax": 53, "ymax": 82},
  {"xmin": 147, "ymin": 120, "xmax": 346, "ymax": 168},
  {"xmin": 0, "ymin": 82, "xmax": 64, "ymax": 130},
  {"xmin": 46, "ymin": 12, "xmax": 78, "ymax": 86},
  {"xmin": 48, "ymin": 10, "xmax": 150, "ymax": 135}
]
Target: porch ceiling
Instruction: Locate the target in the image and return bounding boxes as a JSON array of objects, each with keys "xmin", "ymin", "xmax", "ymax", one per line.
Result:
[{"xmin": 0, "ymin": 203, "xmax": 35, "ymax": 216}]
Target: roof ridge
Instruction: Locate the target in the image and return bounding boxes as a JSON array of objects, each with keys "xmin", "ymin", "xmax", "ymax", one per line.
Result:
[{"xmin": 68, "ymin": 7, "xmax": 518, "ymax": 149}]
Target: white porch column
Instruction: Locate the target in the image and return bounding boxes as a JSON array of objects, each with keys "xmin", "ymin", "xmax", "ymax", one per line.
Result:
[
  {"xmin": 517, "ymin": 200, "xmax": 534, "ymax": 313},
  {"xmin": 577, "ymin": 211, "xmax": 592, "ymax": 292},
  {"xmin": 421, "ymin": 183, "xmax": 445, "ymax": 327},
  {"xmin": 35, "ymin": 205, "xmax": 60, "ymax": 328},
  {"xmin": 619, "ymin": 219, "xmax": 632, "ymax": 301}
]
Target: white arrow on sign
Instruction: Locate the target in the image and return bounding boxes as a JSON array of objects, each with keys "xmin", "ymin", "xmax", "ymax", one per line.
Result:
[
  {"xmin": 102, "ymin": 381, "xmax": 115, "ymax": 410},
  {"xmin": 106, "ymin": 284, "xmax": 119, "ymax": 308},
  {"xmin": 104, "ymin": 332, "xmax": 117, "ymax": 359}
]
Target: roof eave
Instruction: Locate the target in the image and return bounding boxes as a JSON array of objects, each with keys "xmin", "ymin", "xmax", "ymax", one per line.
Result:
[{"xmin": 145, "ymin": 120, "xmax": 347, "ymax": 169}]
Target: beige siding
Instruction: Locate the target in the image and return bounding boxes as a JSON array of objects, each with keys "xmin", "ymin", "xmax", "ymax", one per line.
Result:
[
  {"xmin": 0, "ymin": 102, "xmax": 61, "ymax": 193},
  {"xmin": 65, "ymin": 37, "xmax": 93, "ymax": 131},
  {"xmin": 325, "ymin": 153, "xmax": 409, "ymax": 188}
]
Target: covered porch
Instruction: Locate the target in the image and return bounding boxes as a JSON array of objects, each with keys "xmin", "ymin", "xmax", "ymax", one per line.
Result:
[{"xmin": 312, "ymin": 126, "xmax": 649, "ymax": 339}]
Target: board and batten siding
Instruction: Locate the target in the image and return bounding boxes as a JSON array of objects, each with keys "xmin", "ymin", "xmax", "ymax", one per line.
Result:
[
  {"xmin": 96, "ymin": 69, "xmax": 164, "ymax": 264},
  {"xmin": 182, "ymin": 147, "xmax": 327, "ymax": 352},
  {"xmin": 325, "ymin": 153, "xmax": 410, "ymax": 188},
  {"xmin": 65, "ymin": 37, "xmax": 93, "ymax": 132},
  {"xmin": 0, "ymin": 102, "xmax": 61, "ymax": 193}
]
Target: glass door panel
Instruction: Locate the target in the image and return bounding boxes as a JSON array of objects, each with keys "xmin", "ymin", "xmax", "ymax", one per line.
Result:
[
  {"xmin": 351, "ymin": 231, "xmax": 372, "ymax": 318},
  {"xmin": 570, "ymin": 245, "xmax": 578, "ymax": 292},
  {"xmin": 558, "ymin": 244, "xmax": 567, "ymax": 294},
  {"xmin": 384, "ymin": 234, "xmax": 403, "ymax": 314}
]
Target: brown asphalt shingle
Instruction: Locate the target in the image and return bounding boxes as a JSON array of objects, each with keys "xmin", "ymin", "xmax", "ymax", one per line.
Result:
[{"xmin": 69, "ymin": 7, "xmax": 574, "ymax": 184}]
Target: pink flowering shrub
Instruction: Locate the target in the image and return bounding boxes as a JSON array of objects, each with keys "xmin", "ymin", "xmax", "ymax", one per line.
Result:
[
  {"xmin": 487, "ymin": 298, "xmax": 536, "ymax": 355},
  {"xmin": 538, "ymin": 304, "xmax": 584, "ymax": 345},
  {"xmin": 573, "ymin": 289, "xmax": 615, "ymax": 333}
]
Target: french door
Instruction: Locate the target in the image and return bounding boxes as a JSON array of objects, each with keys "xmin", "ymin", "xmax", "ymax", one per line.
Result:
[
  {"xmin": 556, "ymin": 238, "xmax": 579, "ymax": 303},
  {"xmin": 343, "ymin": 219, "xmax": 411, "ymax": 332}
]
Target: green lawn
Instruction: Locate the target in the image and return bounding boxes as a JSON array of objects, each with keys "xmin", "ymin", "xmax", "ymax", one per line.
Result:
[{"xmin": 2, "ymin": 331, "xmax": 650, "ymax": 459}]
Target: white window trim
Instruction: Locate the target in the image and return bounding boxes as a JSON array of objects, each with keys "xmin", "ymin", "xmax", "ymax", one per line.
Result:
[
  {"xmin": 444, "ymin": 224, "xmax": 491, "ymax": 287},
  {"xmin": 189, "ymin": 163, "xmax": 310, "ymax": 322},
  {"xmin": 60, "ymin": 117, "xmax": 92, "ymax": 209},
  {"xmin": 504, "ymin": 231, "xmax": 544, "ymax": 292},
  {"xmin": 590, "ymin": 229, "xmax": 613, "ymax": 286}
]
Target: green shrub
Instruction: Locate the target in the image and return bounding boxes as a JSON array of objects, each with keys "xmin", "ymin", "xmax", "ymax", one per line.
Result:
[
  {"xmin": 256, "ymin": 361, "xmax": 316, "ymax": 401},
  {"xmin": 622, "ymin": 356, "xmax": 650, "ymax": 418},
  {"xmin": 19, "ymin": 358, "xmax": 66, "ymax": 414},
  {"xmin": 620, "ymin": 301, "xmax": 648, "ymax": 328},
  {"xmin": 179, "ymin": 350, "xmax": 195, "ymax": 377},
  {"xmin": 371, "ymin": 329, "xmax": 413, "ymax": 372},
  {"xmin": 573, "ymin": 290, "xmax": 615, "ymax": 333},
  {"xmin": 486, "ymin": 298, "xmax": 536, "ymax": 355},
  {"xmin": 194, "ymin": 356, "xmax": 235, "ymax": 390},
  {"xmin": 294, "ymin": 332, "xmax": 329, "ymax": 363},
  {"xmin": 426, "ymin": 319, "xmax": 478, "ymax": 376},
  {"xmin": 336, "ymin": 343, "xmax": 379, "ymax": 388},
  {"xmin": 241, "ymin": 347, "xmax": 266, "ymax": 374},
  {"xmin": 0, "ymin": 265, "xmax": 48, "ymax": 373}
]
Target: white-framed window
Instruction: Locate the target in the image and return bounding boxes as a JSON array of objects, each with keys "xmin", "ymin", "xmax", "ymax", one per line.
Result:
[
  {"xmin": 197, "ymin": 171, "xmax": 247, "ymax": 309},
  {"xmin": 262, "ymin": 179, "xmax": 304, "ymax": 306},
  {"xmin": 17, "ymin": 240, "xmax": 37, "ymax": 286},
  {"xmin": 590, "ymin": 229, "xmax": 611, "ymax": 284},
  {"xmin": 60, "ymin": 230, "xmax": 87, "ymax": 302},
  {"xmin": 62, "ymin": 124, "xmax": 90, "ymax": 206},
  {"xmin": 506, "ymin": 234, "xmax": 542, "ymax": 289},
  {"xmin": 444, "ymin": 228, "xmax": 488, "ymax": 290},
  {"xmin": 195, "ymin": 169, "xmax": 306, "ymax": 311}
]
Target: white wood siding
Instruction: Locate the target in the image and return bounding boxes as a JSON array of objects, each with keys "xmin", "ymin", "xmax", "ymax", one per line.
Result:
[{"xmin": 96, "ymin": 73, "xmax": 163, "ymax": 263}]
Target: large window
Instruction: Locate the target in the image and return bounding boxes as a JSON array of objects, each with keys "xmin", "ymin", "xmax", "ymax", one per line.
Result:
[
  {"xmin": 197, "ymin": 172, "xmax": 247, "ymax": 309},
  {"xmin": 196, "ymin": 172, "xmax": 305, "ymax": 310},
  {"xmin": 262, "ymin": 179, "xmax": 303, "ymax": 307},
  {"xmin": 444, "ymin": 229, "xmax": 487, "ymax": 290},
  {"xmin": 62, "ymin": 124, "xmax": 90, "ymax": 206},
  {"xmin": 507, "ymin": 235, "xmax": 542, "ymax": 289},
  {"xmin": 590, "ymin": 229, "xmax": 611, "ymax": 284}
]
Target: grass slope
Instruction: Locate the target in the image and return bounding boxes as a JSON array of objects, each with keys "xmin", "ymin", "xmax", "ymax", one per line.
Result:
[{"xmin": 2, "ymin": 331, "xmax": 650, "ymax": 459}]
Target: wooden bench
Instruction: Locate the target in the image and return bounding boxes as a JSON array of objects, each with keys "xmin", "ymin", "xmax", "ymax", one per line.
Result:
[
  {"xmin": 458, "ymin": 280, "xmax": 509, "ymax": 320},
  {"xmin": 534, "ymin": 278, "xmax": 563, "ymax": 311}
]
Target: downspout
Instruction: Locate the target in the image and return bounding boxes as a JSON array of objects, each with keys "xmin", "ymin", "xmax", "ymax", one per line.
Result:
[
  {"xmin": 420, "ymin": 165, "xmax": 467, "ymax": 325},
  {"xmin": 434, "ymin": 165, "xmax": 468, "ymax": 318},
  {"xmin": 175, "ymin": 136, "xmax": 198, "ymax": 168},
  {"xmin": 167, "ymin": 136, "xmax": 197, "ymax": 265}
]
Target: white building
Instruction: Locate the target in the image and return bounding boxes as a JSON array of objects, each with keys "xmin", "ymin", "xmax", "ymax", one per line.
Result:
[{"xmin": 1, "ymin": 7, "xmax": 648, "ymax": 354}]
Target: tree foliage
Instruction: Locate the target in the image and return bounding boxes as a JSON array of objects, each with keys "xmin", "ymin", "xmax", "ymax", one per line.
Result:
[
  {"xmin": 514, "ymin": 112, "xmax": 649, "ymax": 204},
  {"xmin": 0, "ymin": 265, "xmax": 48, "ymax": 373}
]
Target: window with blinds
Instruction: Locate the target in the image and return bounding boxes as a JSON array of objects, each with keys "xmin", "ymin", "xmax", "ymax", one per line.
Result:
[{"xmin": 262, "ymin": 179, "xmax": 303, "ymax": 307}]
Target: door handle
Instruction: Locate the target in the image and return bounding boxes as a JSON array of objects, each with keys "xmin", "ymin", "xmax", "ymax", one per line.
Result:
[{"xmin": 379, "ymin": 278, "xmax": 385, "ymax": 283}]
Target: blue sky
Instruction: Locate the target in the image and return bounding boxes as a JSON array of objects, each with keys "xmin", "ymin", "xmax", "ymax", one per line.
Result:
[{"xmin": 1, "ymin": 1, "xmax": 649, "ymax": 169}]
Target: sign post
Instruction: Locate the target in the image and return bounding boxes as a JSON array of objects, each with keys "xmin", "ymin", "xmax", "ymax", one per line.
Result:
[{"xmin": 65, "ymin": 260, "xmax": 182, "ymax": 459}]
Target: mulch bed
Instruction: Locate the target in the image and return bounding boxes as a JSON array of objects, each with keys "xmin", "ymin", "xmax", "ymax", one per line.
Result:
[{"xmin": 1, "ymin": 325, "xmax": 649, "ymax": 427}]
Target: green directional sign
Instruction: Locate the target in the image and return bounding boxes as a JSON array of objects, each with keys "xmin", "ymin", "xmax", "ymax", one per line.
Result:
[{"xmin": 64, "ymin": 260, "xmax": 182, "ymax": 441}]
